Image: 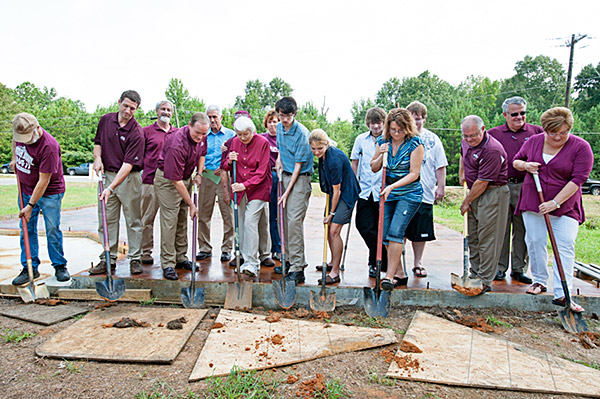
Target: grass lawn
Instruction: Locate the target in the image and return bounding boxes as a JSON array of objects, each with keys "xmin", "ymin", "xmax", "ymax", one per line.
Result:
[{"xmin": 434, "ymin": 187, "xmax": 600, "ymax": 265}]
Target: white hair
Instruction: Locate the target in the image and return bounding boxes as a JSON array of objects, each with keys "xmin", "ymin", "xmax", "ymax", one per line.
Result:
[
  {"xmin": 502, "ymin": 96, "xmax": 527, "ymax": 113},
  {"xmin": 233, "ymin": 116, "xmax": 256, "ymax": 133},
  {"xmin": 206, "ymin": 104, "xmax": 222, "ymax": 115},
  {"xmin": 461, "ymin": 115, "xmax": 484, "ymax": 131},
  {"xmin": 155, "ymin": 100, "xmax": 173, "ymax": 112}
]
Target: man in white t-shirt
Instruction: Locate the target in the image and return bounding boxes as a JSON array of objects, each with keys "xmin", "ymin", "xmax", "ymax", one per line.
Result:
[{"xmin": 403, "ymin": 101, "xmax": 448, "ymax": 278}]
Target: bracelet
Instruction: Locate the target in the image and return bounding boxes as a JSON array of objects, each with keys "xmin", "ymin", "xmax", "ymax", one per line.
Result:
[
  {"xmin": 552, "ymin": 199, "xmax": 560, "ymax": 208},
  {"xmin": 330, "ymin": 212, "xmax": 336, "ymax": 216},
  {"xmin": 27, "ymin": 202, "xmax": 36, "ymax": 208}
]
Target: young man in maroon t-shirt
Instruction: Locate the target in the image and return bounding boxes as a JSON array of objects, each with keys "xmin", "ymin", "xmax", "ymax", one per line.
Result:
[{"xmin": 10, "ymin": 113, "xmax": 70, "ymax": 285}]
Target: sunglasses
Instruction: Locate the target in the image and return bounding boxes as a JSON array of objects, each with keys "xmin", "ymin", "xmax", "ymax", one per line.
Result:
[{"xmin": 509, "ymin": 111, "xmax": 526, "ymax": 117}]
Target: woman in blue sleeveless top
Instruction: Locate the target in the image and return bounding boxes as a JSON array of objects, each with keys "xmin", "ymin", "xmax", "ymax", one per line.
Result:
[{"xmin": 371, "ymin": 108, "xmax": 424, "ymax": 291}]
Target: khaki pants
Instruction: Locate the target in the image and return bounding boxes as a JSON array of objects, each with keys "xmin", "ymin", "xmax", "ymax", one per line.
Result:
[
  {"xmin": 497, "ymin": 182, "xmax": 528, "ymax": 274},
  {"xmin": 467, "ymin": 185, "xmax": 509, "ymax": 285},
  {"xmin": 237, "ymin": 196, "xmax": 270, "ymax": 268},
  {"xmin": 281, "ymin": 174, "xmax": 312, "ymax": 272},
  {"xmin": 154, "ymin": 169, "xmax": 191, "ymax": 269},
  {"xmin": 97, "ymin": 171, "xmax": 142, "ymax": 261},
  {"xmin": 197, "ymin": 173, "xmax": 234, "ymax": 254},
  {"xmin": 140, "ymin": 183, "xmax": 159, "ymax": 256}
]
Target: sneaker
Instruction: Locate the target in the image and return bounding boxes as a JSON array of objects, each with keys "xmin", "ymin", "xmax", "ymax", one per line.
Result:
[
  {"xmin": 89, "ymin": 260, "xmax": 116, "ymax": 275},
  {"xmin": 141, "ymin": 254, "xmax": 154, "ymax": 264},
  {"xmin": 229, "ymin": 257, "xmax": 245, "ymax": 267},
  {"xmin": 242, "ymin": 264, "xmax": 258, "ymax": 278},
  {"xmin": 261, "ymin": 258, "xmax": 275, "ymax": 267},
  {"xmin": 130, "ymin": 259, "xmax": 143, "ymax": 275},
  {"xmin": 196, "ymin": 251, "xmax": 211, "ymax": 261},
  {"xmin": 54, "ymin": 265, "xmax": 70, "ymax": 282},
  {"xmin": 285, "ymin": 271, "xmax": 305, "ymax": 285},
  {"xmin": 220, "ymin": 252, "xmax": 232, "ymax": 262},
  {"xmin": 12, "ymin": 268, "xmax": 40, "ymax": 285}
]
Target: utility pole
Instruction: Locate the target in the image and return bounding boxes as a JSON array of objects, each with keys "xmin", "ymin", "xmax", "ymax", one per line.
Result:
[{"xmin": 564, "ymin": 33, "xmax": 588, "ymax": 108}]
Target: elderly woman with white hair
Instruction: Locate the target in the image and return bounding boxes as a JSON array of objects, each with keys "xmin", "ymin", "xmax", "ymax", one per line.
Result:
[{"xmin": 223, "ymin": 117, "xmax": 273, "ymax": 277}]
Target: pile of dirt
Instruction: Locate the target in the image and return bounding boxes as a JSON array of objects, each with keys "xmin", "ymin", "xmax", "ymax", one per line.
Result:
[
  {"xmin": 286, "ymin": 373, "xmax": 299, "ymax": 384},
  {"xmin": 451, "ymin": 284, "xmax": 482, "ymax": 296},
  {"xmin": 455, "ymin": 316, "xmax": 494, "ymax": 332},
  {"xmin": 102, "ymin": 317, "xmax": 150, "ymax": 328},
  {"xmin": 379, "ymin": 348, "xmax": 423, "ymax": 377},
  {"xmin": 312, "ymin": 311, "xmax": 329, "ymax": 320},
  {"xmin": 576, "ymin": 331, "xmax": 600, "ymax": 349},
  {"xmin": 296, "ymin": 373, "xmax": 326, "ymax": 398},
  {"xmin": 270, "ymin": 334, "xmax": 284, "ymax": 345},
  {"xmin": 266, "ymin": 313, "xmax": 282, "ymax": 323},
  {"xmin": 166, "ymin": 317, "xmax": 187, "ymax": 330},
  {"xmin": 35, "ymin": 299, "xmax": 69, "ymax": 306}
]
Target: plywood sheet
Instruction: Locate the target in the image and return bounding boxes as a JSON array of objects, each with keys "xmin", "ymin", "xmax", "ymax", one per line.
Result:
[
  {"xmin": 36, "ymin": 306, "xmax": 206, "ymax": 363},
  {"xmin": 386, "ymin": 311, "xmax": 600, "ymax": 397},
  {"xmin": 0, "ymin": 303, "xmax": 88, "ymax": 325},
  {"xmin": 189, "ymin": 309, "xmax": 397, "ymax": 381}
]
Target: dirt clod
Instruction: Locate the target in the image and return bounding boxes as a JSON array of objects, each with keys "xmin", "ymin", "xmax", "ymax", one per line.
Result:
[
  {"xmin": 266, "ymin": 313, "xmax": 281, "ymax": 323},
  {"xmin": 271, "ymin": 334, "xmax": 284, "ymax": 345},
  {"xmin": 211, "ymin": 322, "xmax": 224, "ymax": 329},
  {"xmin": 379, "ymin": 348, "xmax": 421, "ymax": 376},
  {"xmin": 35, "ymin": 298, "xmax": 68, "ymax": 306},
  {"xmin": 167, "ymin": 320, "xmax": 182, "ymax": 330},
  {"xmin": 455, "ymin": 316, "xmax": 494, "ymax": 332},
  {"xmin": 312, "ymin": 311, "xmax": 329, "ymax": 319},
  {"xmin": 103, "ymin": 317, "xmax": 150, "ymax": 328},
  {"xmin": 294, "ymin": 308, "xmax": 310, "ymax": 318},
  {"xmin": 286, "ymin": 374, "xmax": 299, "ymax": 384},
  {"xmin": 296, "ymin": 373, "xmax": 326, "ymax": 398},
  {"xmin": 400, "ymin": 340, "xmax": 422, "ymax": 353},
  {"xmin": 577, "ymin": 331, "xmax": 600, "ymax": 349},
  {"xmin": 451, "ymin": 284, "xmax": 482, "ymax": 296}
]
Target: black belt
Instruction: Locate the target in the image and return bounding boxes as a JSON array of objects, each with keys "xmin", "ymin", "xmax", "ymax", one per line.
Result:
[
  {"xmin": 507, "ymin": 177, "xmax": 524, "ymax": 184},
  {"xmin": 282, "ymin": 171, "xmax": 311, "ymax": 176}
]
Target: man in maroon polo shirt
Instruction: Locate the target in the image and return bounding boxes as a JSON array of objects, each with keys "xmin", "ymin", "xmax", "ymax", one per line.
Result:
[
  {"xmin": 154, "ymin": 112, "xmax": 208, "ymax": 280},
  {"xmin": 223, "ymin": 116, "xmax": 272, "ymax": 277},
  {"xmin": 90, "ymin": 90, "xmax": 144, "ymax": 275},
  {"xmin": 488, "ymin": 96, "xmax": 543, "ymax": 284},
  {"xmin": 140, "ymin": 100, "xmax": 177, "ymax": 265},
  {"xmin": 459, "ymin": 115, "xmax": 509, "ymax": 294}
]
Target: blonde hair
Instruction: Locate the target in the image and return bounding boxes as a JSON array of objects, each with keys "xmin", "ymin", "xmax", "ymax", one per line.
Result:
[
  {"xmin": 540, "ymin": 107, "xmax": 574, "ymax": 133},
  {"xmin": 383, "ymin": 108, "xmax": 419, "ymax": 141},
  {"xmin": 308, "ymin": 129, "xmax": 337, "ymax": 147}
]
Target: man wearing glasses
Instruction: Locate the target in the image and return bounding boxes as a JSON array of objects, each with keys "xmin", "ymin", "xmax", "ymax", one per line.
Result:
[
  {"xmin": 488, "ymin": 97, "xmax": 544, "ymax": 284},
  {"xmin": 459, "ymin": 115, "xmax": 509, "ymax": 294}
]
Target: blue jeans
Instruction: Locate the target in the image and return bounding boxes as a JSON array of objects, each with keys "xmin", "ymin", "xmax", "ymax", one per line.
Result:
[
  {"xmin": 382, "ymin": 198, "xmax": 421, "ymax": 246},
  {"xmin": 269, "ymin": 171, "xmax": 281, "ymax": 254},
  {"xmin": 19, "ymin": 192, "xmax": 67, "ymax": 270}
]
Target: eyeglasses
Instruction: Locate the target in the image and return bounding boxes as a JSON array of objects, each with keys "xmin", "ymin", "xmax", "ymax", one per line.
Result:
[
  {"xmin": 509, "ymin": 111, "xmax": 526, "ymax": 117},
  {"xmin": 547, "ymin": 130, "xmax": 570, "ymax": 137},
  {"xmin": 462, "ymin": 132, "xmax": 480, "ymax": 139}
]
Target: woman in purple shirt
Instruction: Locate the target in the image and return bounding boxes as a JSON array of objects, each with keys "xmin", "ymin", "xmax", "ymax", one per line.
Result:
[{"xmin": 513, "ymin": 107, "xmax": 593, "ymax": 312}]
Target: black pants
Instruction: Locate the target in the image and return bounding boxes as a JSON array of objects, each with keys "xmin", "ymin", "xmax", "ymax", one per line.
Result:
[{"xmin": 355, "ymin": 195, "xmax": 388, "ymax": 272}]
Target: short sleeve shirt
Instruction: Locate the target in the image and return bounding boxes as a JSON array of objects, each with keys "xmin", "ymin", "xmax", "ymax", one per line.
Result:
[
  {"xmin": 205, "ymin": 126, "xmax": 235, "ymax": 171},
  {"xmin": 461, "ymin": 132, "xmax": 508, "ymax": 188},
  {"xmin": 488, "ymin": 122, "xmax": 543, "ymax": 180},
  {"xmin": 15, "ymin": 129, "xmax": 65, "ymax": 196},
  {"xmin": 158, "ymin": 125, "xmax": 207, "ymax": 181},
  {"xmin": 94, "ymin": 113, "xmax": 144, "ymax": 172},
  {"xmin": 276, "ymin": 120, "xmax": 314, "ymax": 174},
  {"xmin": 318, "ymin": 146, "xmax": 360, "ymax": 209},
  {"xmin": 142, "ymin": 122, "xmax": 176, "ymax": 184},
  {"xmin": 419, "ymin": 129, "xmax": 448, "ymax": 204},
  {"xmin": 351, "ymin": 131, "xmax": 383, "ymax": 201},
  {"xmin": 377, "ymin": 135, "xmax": 423, "ymax": 203}
]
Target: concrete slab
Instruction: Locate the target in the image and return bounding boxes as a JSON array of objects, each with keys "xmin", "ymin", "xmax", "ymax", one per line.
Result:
[
  {"xmin": 189, "ymin": 309, "xmax": 397, "ymax": 381},
  {"xmin": 0, "ymin": 303, "xmax": 88, "ymax": 325},
  {"xmin": 36, "ymin": 306, "xmax": 206, "ymax": 363},
  {"xmin": 386, "ymin": 311, "xmax": 600, "ymax": 397}
]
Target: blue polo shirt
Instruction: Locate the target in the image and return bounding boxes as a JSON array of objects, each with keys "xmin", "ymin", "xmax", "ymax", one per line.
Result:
[
  {"xmin": 276, "ymin": 120, "xmax": 313, "ymax": 174},
  {"xmin": 205, "ymin": 126, "xmax": 235, "ymax": 171}
]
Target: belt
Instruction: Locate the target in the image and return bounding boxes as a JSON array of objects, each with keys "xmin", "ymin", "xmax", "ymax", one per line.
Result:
[
  {"xmin": 282, "ymin": 171, "xmax": 312, "ymax": 176},
  {"xmin": 486, "ymin": 184, "xmax": 506, "ymax": 190},
  {"xmin": 507, "ymin": 177, "xmax": 524, "ymax": 184}
]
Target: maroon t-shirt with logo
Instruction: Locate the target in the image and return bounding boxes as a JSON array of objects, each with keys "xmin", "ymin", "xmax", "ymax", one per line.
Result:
[
  {"xmin": 488, "ymin": 122, "xmax": 543, "ymax": 180},
  {"xmin": 259, "ymin": 132, "xmax": 278, "ymax": 169},
  {"xmin": 461, "ymin": 132, "xmax": 508, "ymax": 189},
  {"xmin": 142, "ymin": 122, "xmax": 176, "ymax": 184},
  {"xmin": 93, "ymin": 113, "xmax": 144, "ymax": 172},
  {"xmin": 157, "ymin": 125, "xmax": 207, "ymax": 181},
  {"xmin": 15, "ymin": 129, "xmax": 66, "ymax": 196}
]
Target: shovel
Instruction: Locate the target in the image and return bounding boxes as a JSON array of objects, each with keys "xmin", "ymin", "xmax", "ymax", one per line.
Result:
[
  {"xmin": 532, "ymin": 173, "xmax": 588, "ymax": 333},
  {"xmin": 451, "ymin": 182, "xmax": 483, "ymax": 296},
  {"xmin": 272, "ymin": 169, "xmax": 296, "ymax": 309},
  {"xmin": 340, "ymin": 212, "xmax": 352, "ymax": 272},
  {"xmin": 363, "ymin": 152, "xmax": 391, "ymax": 318},
  {"xmin": 95, "ymin": 172, "xmax": 126, "ymax": 301},
  {"xmin": 181, "ymin": 183, "xmax": 205, "ymax": 308},
  {"xmin": 16, "ymin": 176, "xmax": 50, "ymax": 303},
  {"xmin": 224, "ymin": 160, "xmax": 252, "ymax": 310},
  {"xmin": 310, "ymin": 195, "xmax": 336, "ymax": 311}
]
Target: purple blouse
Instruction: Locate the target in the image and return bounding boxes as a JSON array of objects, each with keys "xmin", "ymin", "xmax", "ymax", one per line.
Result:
[{"xmin": 514, "ymin": 133, "xmax": 593, "ymax": 224}]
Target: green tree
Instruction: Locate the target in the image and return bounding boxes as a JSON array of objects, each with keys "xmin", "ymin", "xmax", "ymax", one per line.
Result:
[
  {"xmin": 165, "ymin": 78, "xmax": 205, "ymax": 127},
  {"xmin": 573, "ymin": 62, "xmax": 600, "ymax": 114},
  {"xmin": 234, "ymin": 77, "xmax": 293, "ymax": 113},
  {"xmin": 350, "ymin": 98, "xmax": 376, "ymax": 134}
]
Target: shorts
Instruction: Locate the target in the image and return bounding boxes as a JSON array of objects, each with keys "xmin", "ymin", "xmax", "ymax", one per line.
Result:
[
  {"xmin": 331, "ymin": 199, "xmax": 354, "ymax": 225},
  {"xmin": 382, "ymin": 199, "xmax": 421, "ymax": 245},
  {"xmin": 404, "ymin": 203, "xmax": 436, "ymax": 242}
]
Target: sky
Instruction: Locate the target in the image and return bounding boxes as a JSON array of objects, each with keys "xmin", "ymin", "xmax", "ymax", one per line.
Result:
[{"xmin": 1, "ymin": 0, "xmax": 599, "ymax": 121}]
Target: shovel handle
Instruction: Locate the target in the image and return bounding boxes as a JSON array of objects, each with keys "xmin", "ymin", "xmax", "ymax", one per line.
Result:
[{"xmin": 463, "ymin": 182, "xmax": 468, "ymax": 236}]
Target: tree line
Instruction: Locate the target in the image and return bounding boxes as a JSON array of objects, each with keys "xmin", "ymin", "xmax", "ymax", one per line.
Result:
[{"xmin": 1, "ymin": 54, "xmax": 599, "ymax": 185}]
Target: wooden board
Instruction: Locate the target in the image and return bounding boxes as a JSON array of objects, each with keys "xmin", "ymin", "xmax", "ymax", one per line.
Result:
[
  {"xmin": 36, "ymin": 306, "xmax": 206, "ymax": 363},
  {"xmin": 0, "ymin": 303, "xmax": 88, "ymax": 325},
  {"xmin": 189, "ymin": 309, "xmax": 397, "ymax": 381},
  {"xmin": 386, "ymin": 311, "xmax": 600, "ymax": 398},
  {"xmin": 57, "ymin": 288, "xmax": 152, "ymax": 302}
]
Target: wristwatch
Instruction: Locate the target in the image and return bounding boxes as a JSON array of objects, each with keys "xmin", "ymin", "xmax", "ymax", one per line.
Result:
[{"xmin": 552, "ymin": 200, "xmax": 560, "ymax": 208}]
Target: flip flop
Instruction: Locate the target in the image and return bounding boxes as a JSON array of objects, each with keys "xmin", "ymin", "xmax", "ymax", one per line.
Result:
[
  {"xmin": 551, "ymin": 297, "xmax": 585, "ymax": 313},
  {"xmin": 412, "ymin": 266, "xmax": 427, "ymax": 278},
  {"xmin": 526, "ymin": 283, "xmax": 547, "ymax": 295}
]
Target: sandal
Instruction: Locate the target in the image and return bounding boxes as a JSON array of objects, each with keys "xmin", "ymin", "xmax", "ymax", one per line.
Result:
[
  {"xmin": 551, "ymin": 297, "xmax": 585, "ymax": 313},
  {"xmin": 393, "ymin": 276, "xmax": 408, "ymax": 287},
  {"xmin": 526, "ymin": 283, "xmax": 547, "ymax": 295},
  {"xmin": 381, "ymin": 278, "xmax": 394, "ymax": 291},
  {"xmin": 412, "ymin": 266, "xmax": 427, "ymax": 278},
  {"xmin": 318, "ymin": 275, "xmax": 341, "ymax": 285},
  {"xmin": 315, "ymin": 264, "xmax": 333, "ymax": 272}
]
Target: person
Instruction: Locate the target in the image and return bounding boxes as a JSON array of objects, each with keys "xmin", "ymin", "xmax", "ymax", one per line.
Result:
[
  {"xmin": 154, "ymin": 113, "xmax": 208, "ymax": 280},
  {"xmin": 351, "ymin": 107, "xmax": 389, "ymax": 278},
  {"xmin": 140, "ymin": 100, "xmax": 176, "ymax": 265},
  {"xmin": 223, "ymin": 117, "xmax": 272, "ymax": 277},
  {"xmin": 273, "ymin": 97, "xmax": 313, "ymax": 284},
  {"xmin": 403, "ymin": 101, "xmax": 448, "ymax": 278},
  {"xmin": 513, "ymin": 107, "xmax": 593, "ymax": 312},
  {"xmin": 10, "ymin": 113, "xmax": 70, "ymax": 285},
  {"xmin": 488, "ymin": 96, "xmax": 543, "ymax": 284},
  {"xmin": 459, "ymin": 115, "xmax": 509, "ymax": 294},
  {"xmin": 309, "ymin": 129, "xmax": 359, "ymax": 284},
  {"xmin": 370, "ymin": 108, "xmax": 424, "ymax": 291},
  {"xmin": 196, "ymin": 104, "xmax": 235, "ymax": 263},
  {"xmin": 259, "ymin": 110, "xmax": 282, "ymax": 261},
  {"xmin": 90, "ymin": 90, "xmax": 144, "ymax": 275}
]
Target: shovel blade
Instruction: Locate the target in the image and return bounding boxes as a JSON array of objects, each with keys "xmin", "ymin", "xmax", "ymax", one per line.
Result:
[
  {"xmin": 362, "ymin": 287, "xmax": 391, "ymax": 318},
  {"xmin": 558, "ymin": 308, "xmax": 589, "ymax": 334},
  {"xmin": 224, "ymin": 281, "xmax": 252, "ymax": 310},
  {"xmin": 272, "ymin": 279, "xmax": 296, "ymax": 309},
  {"xmin": 309, "ymin": 290, "xmax": 336, "ymax": 312},
  {"xmin": 180, "ymin": 287, "xmax": 205, "ymax": 309},
  {"xmin": 450, "ymin": 273, "xmax": 483, "ymax": 296},
  {"xmin": 95, "ymin": 278, "xmax": 126, "ymax": 301},
  {"xmin": 18, "ymin": 280, "xmax": 50, "ymax": 303}
]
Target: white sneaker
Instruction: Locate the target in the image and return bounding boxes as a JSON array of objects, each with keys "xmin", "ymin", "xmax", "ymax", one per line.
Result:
[{"xmin": 242, "ymin": 264, "xmax": 258, "ymax": 278}]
